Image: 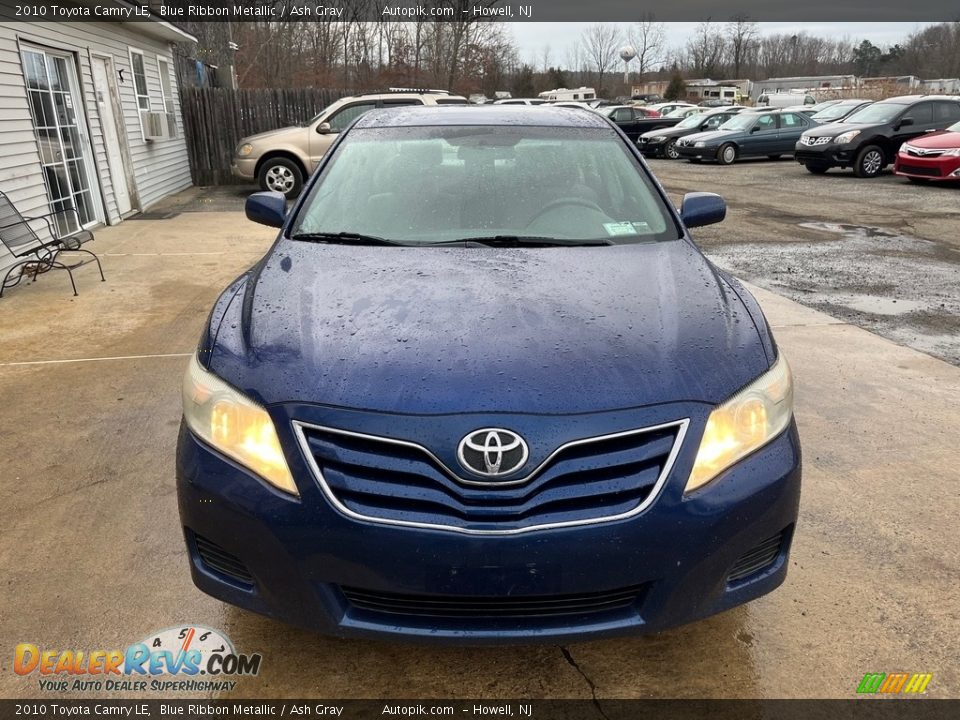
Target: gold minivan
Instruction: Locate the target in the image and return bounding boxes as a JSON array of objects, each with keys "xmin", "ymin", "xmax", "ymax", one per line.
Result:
[{"xmin": 231, "ymin": 89, "xmax": 468, "ymax": 198}]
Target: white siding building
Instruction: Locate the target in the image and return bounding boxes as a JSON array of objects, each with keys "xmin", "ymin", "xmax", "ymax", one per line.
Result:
[{"xmin": 0, "ymin": 10, "xmax": 195, "ymax": 270}]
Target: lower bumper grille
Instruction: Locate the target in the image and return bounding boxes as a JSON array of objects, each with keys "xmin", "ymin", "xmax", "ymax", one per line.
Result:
[
  {"xmin": 898, "ymin": 163, "xmax": 942, "ymax": 177},
  {"xmin": 727, "ymin": 531, "xmax": 785, "ymax": 584},
  {"xmin": 342, "ymin": 584, "xmax": 647, "ymax": 619},
  {"xmin": 195, "ymin": 534, "xmax": 254, "ymax": 585}
]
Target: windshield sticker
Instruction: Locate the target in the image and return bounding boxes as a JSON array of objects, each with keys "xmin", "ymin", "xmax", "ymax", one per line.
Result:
[{"xmin": 603, "ymin": 221, "xmax": 650, "ymax": 236}]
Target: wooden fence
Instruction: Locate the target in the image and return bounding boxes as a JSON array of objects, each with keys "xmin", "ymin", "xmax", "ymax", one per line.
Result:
[{"xmin": 180, "ymin": 87, "xmax": 354, "ymax": 186}]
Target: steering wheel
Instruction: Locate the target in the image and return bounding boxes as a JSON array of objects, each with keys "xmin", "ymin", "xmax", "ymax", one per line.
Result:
[{"xmin": 526, "ymin": 197, "xmax": 605, "ymax": 226}]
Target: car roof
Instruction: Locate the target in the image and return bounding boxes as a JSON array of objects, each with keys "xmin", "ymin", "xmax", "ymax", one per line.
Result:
[
  {"xmin": 354, "ymin": 105, "xmax": 612, "ymax": 129},
  {"xmin": 878, "ymin": 94, "xmax": 960, "ymax": 105}
]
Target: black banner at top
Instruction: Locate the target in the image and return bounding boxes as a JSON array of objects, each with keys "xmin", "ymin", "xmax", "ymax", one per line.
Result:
[{"xmin": 0, "ymin": 0, "xmax": 959, "ymax": 23}]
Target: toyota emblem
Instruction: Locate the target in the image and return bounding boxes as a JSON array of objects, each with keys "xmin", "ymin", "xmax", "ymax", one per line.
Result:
[{"xmin": 457, "ymin": 429, "xmax": 529, "ymax": 478}]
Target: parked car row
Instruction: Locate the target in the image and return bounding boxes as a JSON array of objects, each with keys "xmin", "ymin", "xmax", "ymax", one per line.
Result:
[{"xmin": 637, "ymin": 94, "xmax": 960, "ymax": 182}]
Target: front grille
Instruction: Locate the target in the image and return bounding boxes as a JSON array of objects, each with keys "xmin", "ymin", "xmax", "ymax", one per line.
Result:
[
  {"xmin": 195, "ymin": 534, "xmax": 254, "ymax": 585},
  {"xmin": 342, "ymin": 584, "xmax": 647, "ymax": 619},
  {"xmin": 295, "ymin": 421, "xmax": 685, "ymax": 533},
  {"xmin": 800, "ymin": 136, "xmax": 830, "ymax": 146},
  {"xmin": 898, "ymin": 163, "xmax": 942, "ymax": 177},
  {"xmin": 727, "ymin": 531, "xmax": 785, "ymax": 584},
  {"xmin": 904, "ymin": 145, "xmax": 944, "ymax": 157}
]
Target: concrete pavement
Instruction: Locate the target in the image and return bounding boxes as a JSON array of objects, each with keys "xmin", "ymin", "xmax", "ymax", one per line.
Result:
[{"xmin": 0, "ymin": 200, "xmax": 956, "ymax": 699}]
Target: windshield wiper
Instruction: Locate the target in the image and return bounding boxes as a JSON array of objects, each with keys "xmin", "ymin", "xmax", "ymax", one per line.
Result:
[
  {"xmin": 289, "ymin": 231, "xmax": 406, "ymax": 246},
  {"xmin": 430, "ymin": 235, "xmax": 614, "ymax": 247}
]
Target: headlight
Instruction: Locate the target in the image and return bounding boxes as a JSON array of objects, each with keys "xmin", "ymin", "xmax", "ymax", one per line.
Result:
[
  {"xmin": 650, "ymin": 136, "xmax": 666, "ymax": 143},
  {"xmin": 182, "ymin": 354, "xmax": 298, "ymax": 496},
  {"xmin": 834, "ymin": 130, "xmax": 860, "ymax": 145},
  {"xmin": 694, "ymin": 141, "xmax": 706, "ymax": 148},
  {"xmin": 942, "ymin": 147, "xmax": 960, "ymax": 157},
  {"xmin": 685, "ymin": 354, "xmax": 794, "ymax": 493},
  {"xmin": 236, "ymin": 143, "xmax": 254, "ymax": 157}
]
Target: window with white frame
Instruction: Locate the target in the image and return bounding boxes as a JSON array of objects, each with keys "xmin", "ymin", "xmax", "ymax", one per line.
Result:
[
  {"xmin": 157, "ymin": 56, "xmax": 177, "ymax": 138},
  {"xmin": 129, "ymin": 48, "xmax": 149, "ymax": 138}
]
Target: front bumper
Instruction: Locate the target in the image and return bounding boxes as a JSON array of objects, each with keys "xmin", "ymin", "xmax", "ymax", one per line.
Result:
[
  {"xmin": 176, "ymin": 405, "xmax": 802, "ymax": 643},
  {"xmin": 894, "ymin": 154, "xmax": 960, "ymax": 180},
  {"xmin": 794, "ymin": 142, "xmax": 854, "ymax": 167},
  {"xmin": 637, "ymin": 137, "xmax": 668, "ymax": 156},
  {"xmin": 231, "ymin": 157, "xmax": 257, "ymax": 180},
  {"xmin": 676, "ymin": 144, "xmax": 717, "ymax": 161}
]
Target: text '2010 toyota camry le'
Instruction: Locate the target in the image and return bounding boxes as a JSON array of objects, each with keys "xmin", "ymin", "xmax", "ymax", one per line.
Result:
[{"xmin": 176, "ymin": 106, "xmax": 801, "ymax": 643}]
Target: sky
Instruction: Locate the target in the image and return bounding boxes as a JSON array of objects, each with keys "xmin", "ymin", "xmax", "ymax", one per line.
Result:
[{"xmin": 510, "ymin": 22, "xmax": 935, "ymax": 69}]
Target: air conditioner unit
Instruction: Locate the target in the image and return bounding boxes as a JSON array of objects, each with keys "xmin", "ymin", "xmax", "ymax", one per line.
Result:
[{"xmin": 143, "ymin": 111, "xmax": 172, "ymax": 141}]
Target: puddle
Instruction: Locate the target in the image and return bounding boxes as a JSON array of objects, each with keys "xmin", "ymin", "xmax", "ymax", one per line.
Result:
[
  {"xmin": 840, "ymin": 294, "xmax": 926, "ymax": 316},
  {"xmin": 798, "ymin": 222, "xmax": 902, "ymax": 239}
]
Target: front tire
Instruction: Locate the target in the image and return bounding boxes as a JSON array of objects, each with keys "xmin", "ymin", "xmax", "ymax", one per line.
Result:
[
  {"xmin": 718, "ymin": 143, "xmax": 737, "ymax": 165},
  {"xmin": 804, "ymin": 163, "xmax": 830, "ymax": 175},
  {"xmin": 664, "ymin": 139, "xmax": 680, "ymax": 160},
  {"xmin": 258, "ymin": 157, "xmax": 304, "ymax": 198},
  {"xmin": 854, "ymin": 145, "xmax": 885, "ymax": 178}
]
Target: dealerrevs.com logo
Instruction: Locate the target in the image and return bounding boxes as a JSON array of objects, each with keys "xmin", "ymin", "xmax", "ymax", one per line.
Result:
[{"xmin": 14, "ymin": 625, "xmax": 262, "ymax": 693}]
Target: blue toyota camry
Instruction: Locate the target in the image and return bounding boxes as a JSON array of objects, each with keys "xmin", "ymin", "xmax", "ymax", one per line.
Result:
[{"xmin": 176, "ymin": 106, "xmax": 801, "ymax": 642}]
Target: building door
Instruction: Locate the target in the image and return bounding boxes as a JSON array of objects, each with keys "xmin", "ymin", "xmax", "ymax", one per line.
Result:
[
  {"xmin": 21, "ymin": 47, "xmax": 101, "ymax": 235},
  {"xmin": 92, "ymin": 56, "xmax": 132, "ymax": 217}
]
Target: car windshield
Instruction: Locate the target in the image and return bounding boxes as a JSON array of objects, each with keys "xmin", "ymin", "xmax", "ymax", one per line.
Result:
[
  {"xmin": 719, "ymin": 113, "xmax": 756, "ymax": 130},
  {"xmin": 843, "ymin": 103, "xmax": 904, "ymax": 124},
  {"xmin": 812, "ymin": 102, "xmax": 863, "ymax": 122},
  {"xmin": 291, "ymin": 125, "xmax": 678, "ymax": 246},
  {"xmin": 677, "ymin": 112, "xmax": 709, "ymax": 129}
]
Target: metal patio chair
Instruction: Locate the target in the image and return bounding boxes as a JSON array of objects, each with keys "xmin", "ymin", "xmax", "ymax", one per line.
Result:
[{"xmin": 0, "ymin": 190, "xmax": 105, "ymax": 298}]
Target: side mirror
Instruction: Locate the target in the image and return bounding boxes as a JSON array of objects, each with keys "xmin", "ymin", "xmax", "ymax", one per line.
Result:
[
  {"xmin": 750, "ymin": 125, "xmax": 762, "ymax": 133},
  {"xmin": 317, "ymin": 122, "xmax": 332, "ymax": 134},
  {"xmin": 897, "ymin": 117, "xmax": 914, "ymax": 129},
  {"xmin": 245, "ymin": 191, "xmax": 287, "ymax": 228},
  {"xmin": 680, "ymin": 192, "xmax": 726, "ymax": 229}
]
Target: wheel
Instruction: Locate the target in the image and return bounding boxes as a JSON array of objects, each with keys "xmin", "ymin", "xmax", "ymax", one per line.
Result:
[
  {"xmin": 804, "ymin": 163, "xmax": 830, "ymax": 175},
  {"xmin": 717, "ymin": 143, "xmax": 737, "ymax": 165},
  {"xmin": 767, "ymin": 154, "xmax": 782, "ymax": 160},
  {"xmin": 664, "ymin": 139, "xmax": 680, "ymax": 160},
  {"xmin": 258, "ymin": 157, "xmax": 303, "ymax": 198},
  {"xmin": 854, "ymin": 145, "xmax": 885, "ymax": 178}
]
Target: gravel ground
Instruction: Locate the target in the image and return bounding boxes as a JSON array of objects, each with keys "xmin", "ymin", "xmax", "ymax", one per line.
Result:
[{"xmin": 651, "ymin": 156, "xmax": 960, "ymax": 365}]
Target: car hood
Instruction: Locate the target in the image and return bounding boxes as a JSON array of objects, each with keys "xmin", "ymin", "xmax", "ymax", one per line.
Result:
[
  {"xmin": 682, "ymin": 129, "xmax": 738, "ymax": 144},
  {"xmin": 805, "ymin": 120, "xmax": 876, "ymax": 137},
  {"xmin": 241, "ymin": 125, "xmax": 308, "ymax": 144},
  {"xmin": 207, "ymin": 241, "xmax": 770, "ymax": 415},
  {"xmin": 904, "ymin": 130, "xmax": 960, "ymax": 149}
]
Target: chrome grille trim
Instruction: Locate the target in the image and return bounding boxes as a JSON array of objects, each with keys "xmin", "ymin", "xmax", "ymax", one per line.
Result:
[{"xmin": 292, "ymin": 418, "xmax": 689, "ymax": 536}]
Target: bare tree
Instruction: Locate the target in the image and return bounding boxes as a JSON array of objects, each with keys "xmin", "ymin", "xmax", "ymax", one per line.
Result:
[
  {"xmin": 581, "ymin": 23, "xmax": 621, "ymax": 94},
  {"xmin": 726, "ymin": 15, "xmax": 758, "ymax": 79},
  {"xmin": 686, "ymin": 21, "xmax": 726, "ymax": 78},
  {"xmin": 540, "ymin": 43, "xmax": 552, "ymax": 74},
  {"xmin": 627, "ymin": 14, "xmax": 665, "ymax": 78}
]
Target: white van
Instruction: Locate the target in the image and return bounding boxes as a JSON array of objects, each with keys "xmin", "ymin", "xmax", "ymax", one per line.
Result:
[{"xmin": 756, "ymin": 92, "xmax": 816, "ymax": 108}]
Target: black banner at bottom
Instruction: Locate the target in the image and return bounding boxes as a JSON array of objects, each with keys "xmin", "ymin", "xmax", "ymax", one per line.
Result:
[{"xmin": 2, "ymin": 699, "xmax": 959, "ymax": 720}]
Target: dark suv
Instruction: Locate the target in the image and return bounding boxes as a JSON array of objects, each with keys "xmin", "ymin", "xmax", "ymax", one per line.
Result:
[{"xmin": 795, "ymin": 95, "xmax": 960, "ymax": 177}]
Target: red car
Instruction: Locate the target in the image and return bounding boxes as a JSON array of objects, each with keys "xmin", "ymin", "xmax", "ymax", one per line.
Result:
[{"xmin": 894, "ymin": 121, "xmax": 960, "ymax": 182}]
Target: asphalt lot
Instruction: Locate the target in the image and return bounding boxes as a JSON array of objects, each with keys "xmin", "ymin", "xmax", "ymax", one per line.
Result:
[
  {"xmin": 0, "ymin": 173, "xmax": 958, "ymax": 701},
  {"xmin": 651, "ymin": 157, "xmax": 960, "ymax": 366}
]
